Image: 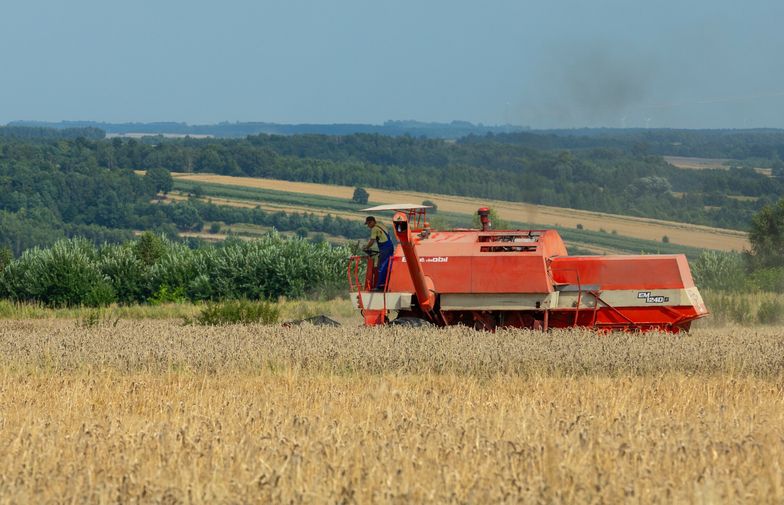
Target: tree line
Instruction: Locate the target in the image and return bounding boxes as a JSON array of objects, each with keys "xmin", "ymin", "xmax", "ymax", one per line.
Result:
[
  {"xmin": 0, "ymin": 138, "xmax": 366, "ymax": 254},
  {"xmin": 78, "ymin": 133, "xmax": 782, "ymax": 230},
  {"xmin": 3, "ymin": 129, "xmax": 784, "ymax": 253},
  {"xmin": 0, "ymin": 233, "xmax": 349, "ymax": 307}
]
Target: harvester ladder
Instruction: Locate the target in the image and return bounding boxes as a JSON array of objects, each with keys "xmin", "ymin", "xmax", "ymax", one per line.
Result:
[{"xmin": 549, "ymin": 266, "xmax": 608, "ymax": 329}]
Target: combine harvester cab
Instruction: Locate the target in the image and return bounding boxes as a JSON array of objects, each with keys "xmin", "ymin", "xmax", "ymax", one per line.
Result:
[{"xmin": 348, "ymin": 204, "xmax": 708, "ymax": 332}]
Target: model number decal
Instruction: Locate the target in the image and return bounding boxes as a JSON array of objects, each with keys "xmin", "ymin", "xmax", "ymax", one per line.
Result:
[
  {"xmin": 401, "ymin": 256, "xmax": 449, "ymax": 263},
  {"xmin": 637, "ymin": 291, "xmax": 669, "ymax": 303}
]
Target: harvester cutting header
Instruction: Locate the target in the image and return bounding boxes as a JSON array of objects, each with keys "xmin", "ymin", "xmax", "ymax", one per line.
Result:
[{"xmin": 348, "ymin": 204, "xmax": 708, "ymax": 331}]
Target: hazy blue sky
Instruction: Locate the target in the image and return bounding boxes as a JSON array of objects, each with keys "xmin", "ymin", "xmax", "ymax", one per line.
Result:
[{"xmin": 2, "ymin": 0, "xmax": 783, "ymax": 128}]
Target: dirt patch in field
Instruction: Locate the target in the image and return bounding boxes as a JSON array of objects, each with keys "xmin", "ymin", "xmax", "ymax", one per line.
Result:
[{"xmin": 172, "ymin": 173, "xmax": 749, "ymax": 252}]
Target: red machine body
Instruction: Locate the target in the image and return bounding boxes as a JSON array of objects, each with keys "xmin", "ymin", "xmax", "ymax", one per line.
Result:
[{"xmin": 348, "ymin": 205, "xmax": 708, "ymax": 331}]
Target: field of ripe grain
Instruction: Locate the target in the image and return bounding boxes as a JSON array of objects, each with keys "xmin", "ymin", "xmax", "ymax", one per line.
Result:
[
  {"xmin": 1, "ymin": 321, "xmax": 782, "ymax": 503},
  {"xmin": 664, "ymin": 156, "xmax": 733, "ymax": 170},
  {"xmin": 171, "ymin": 173, "xmax": 749, "ymax": 252},
  {"xmin": 665, "ymin": 156, "xmax": 774, "ymax": 177}
]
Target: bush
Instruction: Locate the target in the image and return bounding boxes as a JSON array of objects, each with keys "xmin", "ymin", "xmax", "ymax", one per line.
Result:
[
  {"xmin": 98, "ymin": 244, "xmax": 146, "ymax": 304},
  {"xmin": 703, "ymin": 292, "xmax": 753, "ymax": 325},
  {"xmin": 0, "ymin": 238, "xmax": 115, "ymax": 307},
  {"xmin": 0, "ymin": 246, "xmax": 12, "ymax": 271},
  {"xmin": 748, "ymin": 267, "xmax": 784, "ymax": 292},
  {"xmin": 691, "ymin": 251, "xmax": 748, "ymax": 291},
  {"xmin": 148, "ymin": 285, "xmax": 187, "ymax": 305},
  {"xmin": 193, "ymin": 299, "xmax": 279, "ymax": 325},
  {"xmin": 134, "ymin": 232, "xmax": 167, "ymax": 266},
  {"xmin": 756, "ymin": 299, "xmax": 783, "ymax": 325},
  {"xmin": 0, "ymin": 233, "xmax": 351, "ymax": 306},
  {"xmin": 352, "ymin": 187, "xmax": 369, "ymax": 205}
]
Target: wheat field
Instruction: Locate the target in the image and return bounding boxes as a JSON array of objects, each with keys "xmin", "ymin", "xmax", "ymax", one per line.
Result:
[{"xmin": 1, "ymin": 321, "xmax": 783, "ymax": 503}]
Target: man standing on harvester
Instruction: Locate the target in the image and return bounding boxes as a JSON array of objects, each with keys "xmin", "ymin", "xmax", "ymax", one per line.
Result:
[{"xmin": 364, "ymin": 216, "xmax": 394, "ymax": 291}]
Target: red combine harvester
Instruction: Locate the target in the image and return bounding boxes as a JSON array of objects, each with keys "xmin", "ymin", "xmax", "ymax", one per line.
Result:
[{"xmin": 348, "ymin": 204, "xmax": 708, "ymax": 331}]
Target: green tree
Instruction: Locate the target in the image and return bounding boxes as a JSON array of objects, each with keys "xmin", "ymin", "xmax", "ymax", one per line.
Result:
[
  {"xmin": 0, "ymin": 246, "xmax": 12, "ymax": 271},
  {"xmin": 773, "ymin": 154, "xmax": 784, "ymax": 177},
  {"xmin": 352, "ymin": 187, "xmax": 369, "ymax": 205},
  {"xmin": 134, "ymin": 232, "xmax": 167, "ymax": 266},
  {"xmin": 748, "ymin": 199, "xmax": 784, "ymax": 268},
  {"xmin": 145, "ymin": 167, "xmax": 174, "ymax": 194},
  {"xmin": 422, "ymin": 199, "xmax": 438, "ymax": 214},
  {"xmin": 170, "ymin": 203, "xmax": 204, "ymax": 231}
]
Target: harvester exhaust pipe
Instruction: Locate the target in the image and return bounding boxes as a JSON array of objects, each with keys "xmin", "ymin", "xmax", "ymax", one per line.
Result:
[
  {"xmin": 392, "ymin": 211, "xmax": 436, "ymax": 313},
  {"xmin": 477, "ymin": 207, "xmax": 491, "ymax": 231}
]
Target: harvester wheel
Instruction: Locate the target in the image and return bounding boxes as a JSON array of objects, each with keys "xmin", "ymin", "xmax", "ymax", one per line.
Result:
[{"xmin": 389, "ymin": 317, "xmax": 432, "ymax": 327}]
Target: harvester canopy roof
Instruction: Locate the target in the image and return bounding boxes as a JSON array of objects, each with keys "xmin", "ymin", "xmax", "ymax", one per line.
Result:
[{"xmin": 361, "ymin": 203, "xmax": 432, "ymax": 212}]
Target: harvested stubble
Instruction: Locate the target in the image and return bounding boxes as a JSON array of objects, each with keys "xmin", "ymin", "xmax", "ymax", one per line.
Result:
[{"xmin": 0, "ymin": 321, "xmax": 783, "ymax": 503}]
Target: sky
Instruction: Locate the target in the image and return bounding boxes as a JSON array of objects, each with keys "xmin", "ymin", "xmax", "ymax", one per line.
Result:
[{"xmin": 1, "ymin": 0, "xmax": 783, "ymax": 129}]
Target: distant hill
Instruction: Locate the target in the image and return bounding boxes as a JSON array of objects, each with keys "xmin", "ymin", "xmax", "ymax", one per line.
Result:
[
  {"xmin": 6, "ymin": 120, "xmax": 529, "ymax": 139},
  {"xmin": 9, "ymin": 120, "xmax": 784, "ymax": 163},
  {"xmin": 0, "ymin": 125, "xmax": 105, "ymax": 140},
  {"xmin": 463, "ymin": 127, "xmax": 784, "ymax": 161}
]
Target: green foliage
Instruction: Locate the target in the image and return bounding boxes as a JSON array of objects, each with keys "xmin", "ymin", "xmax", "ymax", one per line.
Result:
[
  {"xmin": 422, "ymin": 200, "xmax": 438, "ymax": 214},
  {"xmin": 4, "ymin": 130, "xmax": 784, "ymax": 249},
  {"xmin": 145, "ymin": 167, "xmax": 174, "ymax": 194},
  {"xmin": 169, "ymin": 202, "xmax": 204, "ymax": 231},
  {"xmin": 756, "ymin": 299, "xmax": 783, "ymax": 325},
  {"xmin": 747, "ymin": 267, "xmax": 784, "ymax": 292},
  {"xmin": 0, "ymin": 233, "xmax": 350, "ymax": 307},
  {"xmin": 748, "ymin": 199, "xmax": 784, "ymax": 269},
  {"xmin": 209, "ymin": 222, "xmax": 221, "ymax": 234},
  {"xmin": 191, "ymin": 185, "xmax": 205, "ymax": 198},
  {"xmin": 702, "ymin": 290, "xmax": 784, "ymax": 325},
  {"xmin": 77, "ymin": 308, "xmax": 121, "ymax": 329},
  {"xmin": 703, "ymin": 291, "xmax": 752, "ymax": 325},
  {"xmin": 148, "ymin": 285, "xmax": 187, "ymax": 305},
  {"xmin": 352, "ymin": 187, "xmax": 369, "ymax": 205},
  {"xmin": 0, "ymin": 246, "xmax": 12, "ymax": 271},
  {"xmin": 192, "ymin": 299, "xmax": 279, "ymax": 325},
  {"xmin": 0, "ymin": 238, "xmax": 115, "ymax": 307},
  {"xmin": 98, "ymin": 244, "xmax": 146, "ymax": 303},
  {"xmin": 134, "ymin": 232, "xmax": 168, "ymax": 266},
  {"xmin": 0, "ymin": 125, "xmax": 104, "ymax": 140},
  {"xmin": 691, "ymin": 251, "xmax": 748, "ymax": 291},
  {"xmin": 184, "ymin": 193, "xmax": 367, "ymax": 239},
  {"xmin": 692, "ymin": 200, "xmax": 784, "ymax": 294}
]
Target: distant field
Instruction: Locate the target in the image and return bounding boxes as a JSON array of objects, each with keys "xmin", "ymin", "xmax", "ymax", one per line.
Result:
[
  {"xmin": 664, "ymin": 156, "xmax": 732, "ymax": 170},
  {"xmin": 169, "ymin": 179, "xmax": 708, "ymax": 257},
  {"xmin": 665, "ymin": 155, "xmax": 773, "ymax": 177},
  {"xmin": 167, "ymin": 192, "xmax": 360, "ymax": 221},
  {"xmin": 172, "ymin": 173, "xmax": 749, "ymax": 252}
]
